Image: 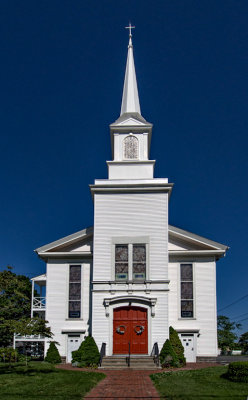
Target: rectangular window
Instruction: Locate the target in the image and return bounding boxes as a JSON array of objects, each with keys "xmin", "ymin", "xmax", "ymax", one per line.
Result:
[
  {"xmin": 180, "ymin": 263, "xmax": 193, "ymax": 318},
  {"xmin": 115, "ymin": 245, "xmax": 128, "ymax": 280},
  {"xmin": 69, "ymin": 265, "xmax": 81, "ymax": 318},
  {"xmin": 115, "ymin": 243, "xmax": 146, "ymax": 281},
  {"xmin": 133, "ymin": 244, "xmax": 146, "ymax": 280}
]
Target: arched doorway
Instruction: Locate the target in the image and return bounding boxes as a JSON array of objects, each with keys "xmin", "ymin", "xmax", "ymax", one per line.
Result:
[{"xmin": 113, "ymin": 306, "xmax": 148, "ymax": 354}]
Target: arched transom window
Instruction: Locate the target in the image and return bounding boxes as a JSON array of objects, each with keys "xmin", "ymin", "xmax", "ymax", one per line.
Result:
[{"xmin": 124, "ymin": 135, "xmax": 138, "ymax": 159}]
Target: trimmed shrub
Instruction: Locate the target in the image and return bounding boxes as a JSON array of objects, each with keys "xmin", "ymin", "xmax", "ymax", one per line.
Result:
[
  {"xmin": 45, "ymin": 342, "xmax": 61, "ymax": 364},
  {"xmin": 72, "ymin": 336, "xmax": 100, "ymax": 367},
  {"xmin": 71, "ymin": 340, "xmax": 86, "ymax": 364},
  {"xmin": 169, "ymin": 326, "xmax": 186, "ymax": 366},
  {"xmin": 0, "ymin": 347, "xmax": 18, "ymax": 363},
  {"xmin": 159, "ymin": 339, "xmax": 179, "ymax": 368},
  {"xmin": 224, "ymin": 361, "xmax": 248, "ymax": 382}
]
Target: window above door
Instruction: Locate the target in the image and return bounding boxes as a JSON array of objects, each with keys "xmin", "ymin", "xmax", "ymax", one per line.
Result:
[{"xmin": 112, "ymin": 237, "xmax": 149, "ymax": 282}]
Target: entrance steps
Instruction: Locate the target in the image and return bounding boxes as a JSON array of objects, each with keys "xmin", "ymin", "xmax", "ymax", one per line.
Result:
[{"xmin": 100, "ymin": 356, "xmax": 160, "ymax": 370}]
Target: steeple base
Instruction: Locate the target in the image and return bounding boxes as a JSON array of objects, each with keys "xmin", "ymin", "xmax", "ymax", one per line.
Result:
[{"xmin": 107, "ymin": 160, "xmax": 155, "ymax": 180}]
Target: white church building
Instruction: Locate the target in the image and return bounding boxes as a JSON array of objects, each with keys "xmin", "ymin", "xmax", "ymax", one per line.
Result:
[{"xmin": 24, "ymin": 30, "xmax": 228, "ymax": 363}]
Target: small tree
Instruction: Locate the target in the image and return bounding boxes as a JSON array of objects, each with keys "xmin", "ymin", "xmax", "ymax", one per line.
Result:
[
  {"xmin": 169, "ymin": 326, "xmax": 186, "ymax": 366},
  {"xmin": 160, "ymin": 339, "xmax": 179, "ymax": 368},
  {"xmin": 239, "ymin": 332, "xmax": 248, "ymax": 354},
  {"xmin": 218, "ymin": 315, "xmax": 241, "ymax": 352},
  {"xmin": 45, "ymin": 342, "xmax": 61, "ymax": 364},
  {"xmin": 0, "ymin": 266, "xmax": 32, "ymax": 347},
  {"xmin": 72, "ymin": 336, "xmax": 100, "ymax": 367}
]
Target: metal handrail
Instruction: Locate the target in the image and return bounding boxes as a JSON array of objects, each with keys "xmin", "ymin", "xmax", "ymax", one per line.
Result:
[
  {"xmin": 151, "ymin": 342, "xmax": 159, "ymax": 367},
  {"xmin": 126, "ymin": 341, "xmax": 131, "ymax": 367},
  {"xmin": 99, "ymin": 342, "xmax": 106, "ymax": 366}
]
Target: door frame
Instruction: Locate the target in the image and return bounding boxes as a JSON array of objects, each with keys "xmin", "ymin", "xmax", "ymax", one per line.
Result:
[
  {"xmin": 66, "ymin": 334, "xmax": 82, "ymax": 363},
  {"xmin": 113, "ymin": 305, "xmax": 148, "ymax": 354},
  {"xmin": 179, "ymin": 333, "xmax": 197, "ymax": 362},
  {"xmin": 108, "ymin": 300, "xmax": 152, "ymax": 355}
]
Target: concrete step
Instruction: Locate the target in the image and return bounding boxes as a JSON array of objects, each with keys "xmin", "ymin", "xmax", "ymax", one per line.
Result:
[
  {"xmin": 100, "ymin": 356, "xmax": 160, "ymax": 370},
  {"xmin": 197, "ymin": 356, "xmax": 217, "ymax": 363}
]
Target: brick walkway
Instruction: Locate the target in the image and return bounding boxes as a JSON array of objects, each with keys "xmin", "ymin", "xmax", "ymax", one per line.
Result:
[
  {"xmin": 56, "ymin": 363, "xmax": 220, "ymax": 399},
  {"xmin": 84, "ymin": 370, "xmax": 160, "ymax": 400}
]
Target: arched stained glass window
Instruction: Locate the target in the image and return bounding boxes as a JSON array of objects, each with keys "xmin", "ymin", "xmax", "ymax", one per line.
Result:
[{"xmin": 124, "ymin": 135, "xmax": 138, "ymax": 159}]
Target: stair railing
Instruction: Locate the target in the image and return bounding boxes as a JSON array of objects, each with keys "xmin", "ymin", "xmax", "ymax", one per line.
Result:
[
  {"xmin": 151, "ymin": 342, "xmax": 159, "ymax": 367},
  {"xmin": 126, "ymin": 341, "xmax": 131, "ymax": 367},
  {"xmin": 99, "ymin": 342, "xmax": 106, "ymax": 366}
]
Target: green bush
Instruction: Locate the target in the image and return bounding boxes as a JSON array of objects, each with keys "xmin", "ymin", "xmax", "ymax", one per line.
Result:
[
  {"xmin": 72, "ymin": 336, "xmax": 100, "ymax": 367},
  {"xmin": 224, "ymin": 361, "xmax": 248, "ymax": 382},
  {"xmin": 169, "ymin": 326, "xmax": 186, "ymax": 366},
  {"xmin": 0, "ymin": 347, "xmax": 18, "ymax": 363},
  {"xmin": 71, "ymin": 341, "xmax": 84, "ymax": 364},
  {"xmin": 44, "ymin": 342, "xmax": 61, "ymax": 364},
  {"xmin": 159, "ymin": 339, "xmax": 179, "ymax": 368}
]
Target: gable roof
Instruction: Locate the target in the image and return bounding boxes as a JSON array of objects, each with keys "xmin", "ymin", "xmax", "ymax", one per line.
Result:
[
  {"xmin": 169, "ymin": 225, "xmax": 228, "ymax": 251},
  {"xmin": 35, "ymin": 224, "xmax": 228, "ymax": 261},
  {"xmin": 35, "ymin": 226, "xmax": 93, "ymax": 254}
]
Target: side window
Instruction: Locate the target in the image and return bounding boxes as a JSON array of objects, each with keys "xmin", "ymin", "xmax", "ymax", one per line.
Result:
[
  {"xmin": 69, "ymin": 265, "xmax": 81, "ymax": 318},
  {"xmin": 180, "ymin": 264, "xmax": 193, "ymax": 318},
  {"xmin": 115, "ymin": 245, "xmax": 128, "ymax": 280},
  {"xmin": 133, "ymin": 244, "xmax": 146, "ymax": 280},
  {"xmin": 124, "ymin": 135, "xmax": 138, "ymax": 159}
]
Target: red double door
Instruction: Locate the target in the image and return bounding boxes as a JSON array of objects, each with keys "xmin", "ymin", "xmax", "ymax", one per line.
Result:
[{"xmin": 113, "ymin": 306, "xmax": 148, "ymax": 354}]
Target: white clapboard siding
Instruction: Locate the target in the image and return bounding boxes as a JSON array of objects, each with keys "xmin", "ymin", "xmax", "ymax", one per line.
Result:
[
  {"xmin": 168, "ymin": 260, "xmax": 218, "ymax": 357},
  {"xmin": 92, "ymin": 292, "xmax": 110, "ymax": 354},
  {"xmin": 45, "ymin": 260, "xmax": 91, "ymax": 357},
  {"xmin": 151, "ymin": 292, "xmax": 169, "ymax": 350},
  {"xmin": 93, "ymin": 192, "xmax": 168, "ymax": 281}
]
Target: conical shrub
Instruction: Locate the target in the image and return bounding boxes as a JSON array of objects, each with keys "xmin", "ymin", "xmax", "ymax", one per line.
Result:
[
  {"xmin": 72, "ymin": 335, "xmax": 100, "ymax": 367},
  {"xmin": 45, "ymin": 342, "xmax": 61, "ymax": 364},
  {"xmin": 160, "ymin": 339, "xmax": 179, "ymax": 368},
  {"xmin": 169, "ymin": 326, "xmax": 186, "ymax": 366}
]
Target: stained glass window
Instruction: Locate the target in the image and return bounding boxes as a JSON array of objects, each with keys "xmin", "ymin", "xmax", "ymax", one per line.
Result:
[
  {"xmin": 124, "ymin": 135, "xmax": 138, "ymax": 159},
  {"xmin": 69, "ymin": 265, "xmax": 81, "ymax": 318},
  {"xmin": 69, "ymin": 283, "xmax": 81, "ymax": 300},
  {"xmin": 69, "ymin": 265, "xmax": 81, "ymax": 281},
  {"xmin": 115, "ymin": 245, "xmax": 128, "ymax": 280},
  {"xmin": 181, "ymin": 264, "xmax": 193, "ymax": 281},
  {"xmin": 114, "ymin": 243, "xmax": 147, "ymax": 281},
  {"xmin": 69, "ymin": 301, "xmax": 81, "ymax": 318},
  {"xmin": 180, "ymin": 264, "xmax": 193, "ymax": 318},
  {"xmin": 133, "ymin": 245, "xmax": 146, "ymax": 280}
]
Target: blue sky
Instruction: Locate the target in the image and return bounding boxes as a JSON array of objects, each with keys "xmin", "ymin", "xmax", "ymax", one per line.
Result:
[{"xmin": 0, "ymin": 1, "xmax": 247, "ymax": 334}]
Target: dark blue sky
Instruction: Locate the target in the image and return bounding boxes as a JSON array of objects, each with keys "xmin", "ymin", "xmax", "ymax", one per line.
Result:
[{"xmin": 0, "ymin": 1, "xmax": 247, "ymax": 334}]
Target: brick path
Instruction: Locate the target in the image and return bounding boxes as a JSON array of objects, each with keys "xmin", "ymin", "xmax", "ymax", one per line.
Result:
[
  {"xmin": 84, "ymin": 370, "xmax": 160, "ymax": 400},
  {"xmin": 56, "ymin": 363, "xmax": 220, "ymax": 399}
]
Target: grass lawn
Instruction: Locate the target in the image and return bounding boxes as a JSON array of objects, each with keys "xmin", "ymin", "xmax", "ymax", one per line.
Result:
[
  {"xmin": 0, "ymin": 362, "xmax": 104, "ymax": 400},
  {"xmin": 151, "ymin": 366, "xmax": 248, "ymax": 400}
]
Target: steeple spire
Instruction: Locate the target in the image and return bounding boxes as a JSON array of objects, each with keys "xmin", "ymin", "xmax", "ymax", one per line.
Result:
[{"xmin": 120, "ymin": 23, "xmax": 141, "ymax": 116}]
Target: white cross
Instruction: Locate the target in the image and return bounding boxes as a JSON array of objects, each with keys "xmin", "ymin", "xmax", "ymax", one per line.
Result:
[{"xmin": 125, "ymin": 22, "xmax": 135, "ymax": 37}]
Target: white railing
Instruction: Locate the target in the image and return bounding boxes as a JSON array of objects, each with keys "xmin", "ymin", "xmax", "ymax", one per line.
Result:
[
  {"xmin": 14, "ymin": 334, "xmax": 45, "ymax": 341},
  {"xmin": 33, "ymin": 297, "xmax": 46, "ymax": 310}
]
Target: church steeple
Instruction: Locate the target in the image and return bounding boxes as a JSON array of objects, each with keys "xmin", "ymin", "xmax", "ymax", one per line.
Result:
[
  {"xmin": 107, "ymin": 25, "xmax": 154, "ymax": 180},
  {"xmin": 120, "ymin": 24, "xmax": 141, "ymax": 116}
]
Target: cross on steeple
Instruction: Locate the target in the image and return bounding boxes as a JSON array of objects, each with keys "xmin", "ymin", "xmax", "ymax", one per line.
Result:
[
  {"xmin": 125, "ymin": 22, "xmax": 135, "ymax": 37},
  {"xmin": 121, "ymin": 23, "xmax": 140, "ymax": 115}
]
